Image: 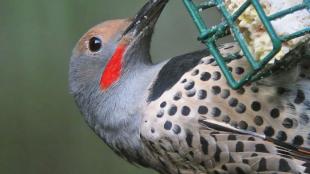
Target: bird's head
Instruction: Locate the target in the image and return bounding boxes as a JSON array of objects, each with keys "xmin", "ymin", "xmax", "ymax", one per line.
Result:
[
  {"xmin": 69, "ymin": 0, "xmax": 168, "ymax": 153},
  {"xmin": 69, "ymin": 0, "xmax": 168, "ymax": 94}
]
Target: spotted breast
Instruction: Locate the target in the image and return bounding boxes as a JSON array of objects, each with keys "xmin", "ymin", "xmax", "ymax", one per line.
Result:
[{"xmin": 141, "ymin": 43, "xmax": 310, "ymax": 174}]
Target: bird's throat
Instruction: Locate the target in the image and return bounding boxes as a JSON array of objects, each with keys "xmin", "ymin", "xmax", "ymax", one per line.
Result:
[{"xmin": 100, "ymin": 44, "xmax": 126, "ymax": 90}]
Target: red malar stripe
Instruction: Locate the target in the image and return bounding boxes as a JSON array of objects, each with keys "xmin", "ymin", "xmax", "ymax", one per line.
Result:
[{"xmin": 100, "ymin": 44, "xmax": 126, "ymax": 90}]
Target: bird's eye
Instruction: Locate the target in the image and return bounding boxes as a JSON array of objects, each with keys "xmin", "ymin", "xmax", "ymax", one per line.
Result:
[{"xmin": 89, "ymin": 37, "xmax": 102, "ymax": 52}]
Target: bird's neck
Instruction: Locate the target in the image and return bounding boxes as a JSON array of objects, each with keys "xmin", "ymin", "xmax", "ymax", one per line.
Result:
[{"xmin": 84, "ymin": 59, "xmax": 162, "ymax": 163}]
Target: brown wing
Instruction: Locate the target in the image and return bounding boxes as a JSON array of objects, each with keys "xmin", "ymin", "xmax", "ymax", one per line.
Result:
[{"xmin": 141, "ymin": 43, "xmax": 309, "ymax": 173}]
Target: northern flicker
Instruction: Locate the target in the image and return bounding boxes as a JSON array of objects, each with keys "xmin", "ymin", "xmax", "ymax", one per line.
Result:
[{"xmin": 69, "ymin": 0, "xmax": 310, "ymax": 173}]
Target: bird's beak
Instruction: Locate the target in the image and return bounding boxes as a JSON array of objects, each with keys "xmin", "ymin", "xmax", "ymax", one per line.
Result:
[{"xmin": 123, "ymin": 0, "xmax": 169, "ymax": 37}]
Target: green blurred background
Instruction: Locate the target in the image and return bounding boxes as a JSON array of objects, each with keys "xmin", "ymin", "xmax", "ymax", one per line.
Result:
[{"xmin": 0, "ymin": 0, "xmax": 220, "ymax": 173}]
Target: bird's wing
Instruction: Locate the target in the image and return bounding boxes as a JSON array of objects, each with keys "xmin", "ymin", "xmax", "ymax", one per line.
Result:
[{"xmin": 141, "ymin": 43, "xmax": 309, "ymax": 173}]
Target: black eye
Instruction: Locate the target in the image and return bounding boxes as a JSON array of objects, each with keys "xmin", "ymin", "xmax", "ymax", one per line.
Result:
[{"xmin": 89, "ymin": 37, "xmax": 102, "ymax": 52}]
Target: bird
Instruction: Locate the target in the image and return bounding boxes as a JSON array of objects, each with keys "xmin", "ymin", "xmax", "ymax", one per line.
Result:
[{"xmin": 69, "ymin": 0, "xmax": 310, "ymax": 173}]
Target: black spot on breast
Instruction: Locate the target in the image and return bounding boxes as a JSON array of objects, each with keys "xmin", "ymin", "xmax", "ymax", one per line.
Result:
[
  {"xmin": 292, "ymin": 135, "xmax": 304, "ymax": 146},
  {"xmin": 197, "ymin": 90, "xmax": 207, "ymax": 100},
  {"xmin": 228, "ymin": 98, "xmax": 238, "ymax": 107},
  {"xmin": 205, "ymin": 58, "xmax": 215, "ymax": 64},
  {"xmin": 251, "ymin": 101, "xmax": 261, "ymax": 111},
  {"xmin": 264, "ymin": 126, "xmax": 275, "ymax": 137},
  {"xmin": 184, "ymin": 81, "xmax": 195, "ymax": 90},
  {"xmin": 222, "ymin": 115, "xmax": 231, "ymax": 123},
  {"xmin": 242, "ymin": 159, "xmax": 249, "ymax": 164},
  {"xmin": 221, "ymin": 89, "xmax": 230, "ymax": 99},
  {"xmin": 198, "ymin": 106, "xmax": 208, "ymax": 115},
  {"xmin": 211, "ymin": 107, "xmax": 221, "ymax": 117},
  {"xmin": 282, "ymin": 118, "xmax": 295, "ymax": 128},
  {"xmin": 279, "ymin": 159, "xmax": 291, "ymax": 172},
  {"xmin": 173, "ymin": 124, "xmax": 182, "ymax": 134},
  {"xmin": 186, "ymin": 89, "xmax": 196, "ymax": 97},
  {"xmin": 160, "ymin": 102, "xmax": 167, "ymax": 108},
  {"xmin": 191, "ymin": 69, "xmax": 199, "ymax": 76},
  {"xmin": 248, "ymin": 137, "xmax": 255, "ymax": 141},
  {"xmin": 164, "ymin": 121, "xmax": 172, "ymax": 130},
  {"xmin": 276, "ymin": 131, "xmax": 287, "ymax": 142},
  {"xmin": 294, "ymin": 89, "xmax": 305, "ymax": 104},
  {"xmin": 235, "ymin": 67, "xmax": 245, "ymax": 75},
  {"xmin": 255, "ymin": 144, "xmax": 269, "ymax": 153},
  {"xmin": 200, "ymin": 136, "xmax": 209, "ymax": 155},
  {"xmin": 147, "ymin": 49, "xmax": 209, "ymax": 102},
  {"xmin": 212, "ymin": 71, "xmax": 221, "ymax": 81},
  {"xmin": 168, "ymin": 105, "xmax": 178, "ymax": 116},
  {"xmin": 228, "ymin": 134, "xmax": 236, "ymax": 140},
  {"xmin": 270, "ymin": 108, "xmax": 280, "ymax": 119},
  {"xmin": 212, "ymin": 86, "xmax": 221, "ymax": 95},
  {"xmin": 181, "ymin": 106, "xmax": 191, "ymax": 116},
  {"xmin": 201, "ymin": 72, "xmax": 211, "ymax": 81},
  {"xmin": 254, "ymin": 115, "xmax": 264, "ymax": 126},
  {"xmin": 156, "ymin": 110, "xmax": 164, "ymax": 118},
  {"xmin": 251, "ymin": 153, "xmax": 258, "ymax": 157},
  {"xmin": 173, "ymin": 92, "xmax": 182, "ymax": 101},
  {"xmin": 186, "ymin": 129, "xmax": 193, "ymax": 147},
  {"xmin": 236, "ymin": 141, "xmax": 244, "ymax": 152},
  {"xmin": 237, "ymin": 88, "xmax": 245, "ymax": 95},
  {"xmin": 257, "ymin": 158, "xmax": 267, "ymax": 172},
  {"xmin": 251, "ymin": 86, "xmax": 259, "ymax": 93},
  {"xmin": 238, "ymin": 121, "xmax": 248, "ymax": 130},
  {"xmin": 235, "ymin": 103, "xmax": 246, "ymax": 113}
]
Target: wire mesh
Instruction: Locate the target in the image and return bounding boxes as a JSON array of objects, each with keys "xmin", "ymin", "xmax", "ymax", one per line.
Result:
[{"xmin": 183, "ymin": 0, "xmax": 310, "ymax": 89}]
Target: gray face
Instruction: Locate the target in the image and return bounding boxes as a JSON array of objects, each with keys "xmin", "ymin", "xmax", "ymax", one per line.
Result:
[
  {"xmin": 69, "ymin": 19, "xmax": 132, "ymax": 94},
  {"xmin": 68, "ymin": 18, "xmax": 158, "ymax": 156},
  {"xmin": 69, "ymin": 0, "xmax": 168, "ymax": 95},
  {"xmin": 68, "ymin": 0, "xmax": 169, "ymax": 162}
]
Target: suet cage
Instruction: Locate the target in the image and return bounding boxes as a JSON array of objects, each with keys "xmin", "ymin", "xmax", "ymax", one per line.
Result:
[{"xmin": 183, "ymin": 0, "xmax": 310, "ymax": 89}]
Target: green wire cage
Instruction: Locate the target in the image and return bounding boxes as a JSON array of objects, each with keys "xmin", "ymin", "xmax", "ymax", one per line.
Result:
[{"xmin": 183, "ymin": 0, "xmax": 310, "ymax": 89}]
